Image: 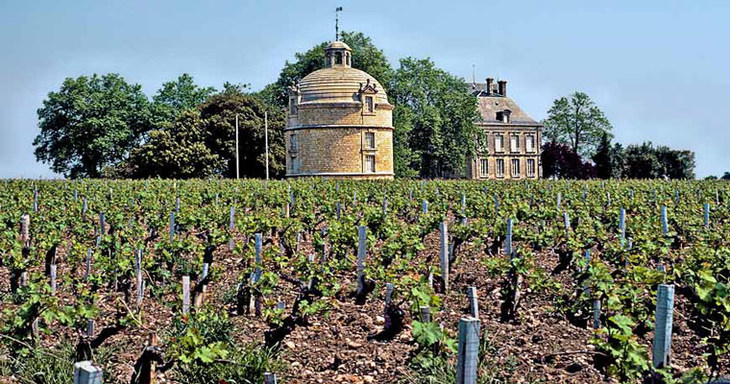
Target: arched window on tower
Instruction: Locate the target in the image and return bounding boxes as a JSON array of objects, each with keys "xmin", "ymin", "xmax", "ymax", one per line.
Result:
[
  {"xmin": 346, "ymin": 53, "xmax": 350, "ymax": 66},
  {"xmin": 335, "ymin": 52, "xmax": 343, "ymax": 65}
]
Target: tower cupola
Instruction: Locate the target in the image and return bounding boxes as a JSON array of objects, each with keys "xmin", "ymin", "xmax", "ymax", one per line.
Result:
[{"xmin": 324, "ymin": 41, "xmax": 352, "ymax": 68}]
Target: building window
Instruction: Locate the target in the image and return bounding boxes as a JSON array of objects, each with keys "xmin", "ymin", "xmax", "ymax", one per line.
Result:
[
  {"xmin": 512, "ymin": 159, "xmax": 520, "ymax": 177},
  {"xmin": 365, "ymin": 132, "xmax": 375, "ymax": 149},
  {"xmin": 479, "ymin": 159, "xmax": 488, "ymax": 178},
  {"xmin": 346, "ymin": 53, "xmax": 350, "ymax": 66},
  {"xmin": 510, "ymin": 134, "xmax": 520, "ymax": 152},
  {"xmin": 365, "ymin": 155, "xmax": 376, "ymax": 173},
  {"xmin": 496, "ymin": 111, "xmax": 504, "ymax": 122},
  {"xmin": 365, "ymin": 96, "xmax": 374, "ymax": 113},
  {"xmin": 527, "ymin": 158, "xmax": 536, "ymax": 177},
  {"xmin": 494, "ymin": 134, "xmax": 504, "ymax": 152},
  {"xmin": 496, "ymin": 159, "xmax": 505, "ymax": 178},
  {"xmin": 290, "ymin": 134, "xmax": 298, "ymax": 152},
  {"xmin": 335, "ymin": 52, "xmax": 343, "ymax": 65},
  {"xmin": 526, "ymin": 135, "xmax": 535, "ymax": 153},
  {"xmin": 289, "ymin": 99, "xmax": 297, "ymax": 115}
]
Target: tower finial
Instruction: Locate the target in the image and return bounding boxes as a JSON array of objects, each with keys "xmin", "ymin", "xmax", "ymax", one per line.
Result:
[{"xmin": 335, "ymin": 7, "xmax": 343, "ymax": 41}]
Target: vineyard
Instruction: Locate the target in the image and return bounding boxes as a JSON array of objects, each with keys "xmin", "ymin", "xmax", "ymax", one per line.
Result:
[{"xmin": 1, "ymin": 179, "xmax": 729, "ymax": 384}]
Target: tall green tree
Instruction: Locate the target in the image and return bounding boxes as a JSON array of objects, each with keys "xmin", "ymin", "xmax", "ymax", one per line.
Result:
[
  {"xmin": 543, "ymin": 92, "xmax": 613, "ymax": 158},
  {"xmin": 258, "ymin": 31, "xmax": 393, "ymax": 107},
  {"xmin": 113, "ymin": 110, "xmax": 224, "ymax": 178},
  {"xmin": 201, "ymin": 85, "xmax": 286, "ymax": 179},
  {"xmin": 152, "ymin": 74, "xmax": 216, "ymax": 122},
  {"xmin": 390, "ymin": 58, "xmax": 478, "ymax": 178},
  {"xmin": 623, "ymin": 142, "xmax": 661, "ymax": 179},
  {"xmin": 33, "ymin": 74, "xmax": 152, "ymax": 178},
  {"xmin": 121, "ymin": 84, "xmax": 285, "ymax": 179},
  {"xmin": 592, "ymin": 132, "xmax": 625, "ymax": 179},
  {"xmin": 621, "ymin": 142, "xmax": 694, "ymax": 179}
]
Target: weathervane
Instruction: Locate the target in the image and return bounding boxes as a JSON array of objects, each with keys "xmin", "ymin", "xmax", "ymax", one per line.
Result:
[{"xmin": 335, "ymin": 7, "xmax": 343, "ymax": 41}]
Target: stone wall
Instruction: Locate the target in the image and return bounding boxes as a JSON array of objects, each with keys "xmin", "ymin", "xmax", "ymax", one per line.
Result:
[{"xmin": 286, "ymin": 127, "xmax": 393, "ymax": 178}]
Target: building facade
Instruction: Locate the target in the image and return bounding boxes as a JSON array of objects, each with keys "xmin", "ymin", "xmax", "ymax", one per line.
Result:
[
  {"xmin": 466, "ymin": 78, "xmax": 542, "ymax": 180},
  {"xmin": 285, "ymin": 41, "xmax": 394, "ymax": 179}
]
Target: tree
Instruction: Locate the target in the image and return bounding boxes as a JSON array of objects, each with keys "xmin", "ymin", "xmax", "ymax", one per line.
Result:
[
  {"xmin": 623, "ymin": 142, "xmax": 661, "ymax": 179},
  {"xmin": 257, "ymin": 31, "xmax": 393, "ymax": 107},
  {"xmin": 113, "ymin": 110, "xmax": 224, "ymax": 178},
  {"xmin": 33, "ymin": 74, "xmax": 151, "ymax": 178},
  {"xmin": 592, "ymin": 132, "xmax": 625, "ymax": 179},
  {"xmin": 121, "ymin": 85, "xmax": 285, "ymax": 179},
  {"xmin": 622, "ymin": 142, "xmax": 695, "ymax": 179},
  {"xmin": 541, "ymin": 141, "xmax": 596, "ymax": 179},
  {"xmin": 152, "ymin": 74, "xmax": 216, "ymax": 122},
  {"xmin": 390, "ymin": 57, "xmax": 479, "ymax": 178},
  {"xmin": 723, "ymin": 172, "xmax": 730, "ymax": 180},
  {"xmin": 542, "ymin": 92, "xmax": 613, "ymax": 158},
  {"xmin": 655, "ymin": 146, "xmax": 695, "ymax": 179},
  {"xmin": 200, "ymin": 86, "xmax": 286, "ymax": 179}
]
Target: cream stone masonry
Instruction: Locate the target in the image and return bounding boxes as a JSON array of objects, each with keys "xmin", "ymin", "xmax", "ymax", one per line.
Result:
[
  {"xmin": 466, "ymin": 78, "xmax": 543, "ymax": 180},
  {"xmin": 285, "ymin": 41, "xmax": 394, "ymax": 179}
]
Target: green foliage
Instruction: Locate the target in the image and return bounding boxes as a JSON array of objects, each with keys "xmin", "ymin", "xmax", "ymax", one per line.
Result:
[
  {"xmin": 167, "ymin": 310, "xmax": 281, "ymax": 384},
  {"xmin": 258, "ymin": 31, "xmax": 393, "ymax": 107},
  {"xmin": 34, "ymin": 73, "xmax": 152, "ymax": 178},
  {"xmin": 592, "ymin": 132, "xmax": 626, "ymax": 179},
  {"xmin": 122, "ymin": 89, "xmax": 285, "ymax": 179},
  {"xmin": 542, "ymin": 91, "xmax": 613, "ymax": 158},
  {"xmin": 624, "ymin": 141, "xmax": 696, "ymax": 179},
  {"xmin": 591, "ymin": 314, "xmax": 651, "ymax": 381},
  {"xmin": 391, "ymin": 58, "xmax": 479, "ymax": 178}
]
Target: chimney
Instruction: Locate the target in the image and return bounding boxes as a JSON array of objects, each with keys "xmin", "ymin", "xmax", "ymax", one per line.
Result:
[
  {"xmin": 497, "ymin": 80, "xmax": 507, "ymax": 96},
  {"xmin": 486, "ymin": 78, "xmax": 494, "ymax": 95}
]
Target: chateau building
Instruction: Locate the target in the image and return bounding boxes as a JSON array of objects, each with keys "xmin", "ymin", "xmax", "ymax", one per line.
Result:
[
  {"xmin": 466, "ymin": 78, "xmax": 542, "ymax": 179},
  {"xmin": 285, "ymin": 41, "xmax": 394, "ymax": 179}
]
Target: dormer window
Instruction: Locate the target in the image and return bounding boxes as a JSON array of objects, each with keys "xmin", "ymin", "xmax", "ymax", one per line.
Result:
[
  {"xmin": 289, "ymin": 98, "xmax": 298, "ymax": 115},
  {"xmin": 365, "ymin": 96, "xmax": 374, "ymax": 113},
  {"xmin": 496, "ymin": 110, "xmax": 511, "ymax": 123}
]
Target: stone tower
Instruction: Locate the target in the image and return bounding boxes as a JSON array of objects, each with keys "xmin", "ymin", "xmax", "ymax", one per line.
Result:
[{"xmin": 285, "ymin": 41, "xmax": 394, "ymax": 179}]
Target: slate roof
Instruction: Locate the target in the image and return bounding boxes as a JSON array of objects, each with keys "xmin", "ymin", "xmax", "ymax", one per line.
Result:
[{"xmin": 469, "ymin": 82, "xmax": 541, "ymax": 126}]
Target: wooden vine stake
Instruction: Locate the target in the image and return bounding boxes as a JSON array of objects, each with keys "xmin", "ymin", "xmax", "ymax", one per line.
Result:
[
  {"xmin": 135, "ymin": 250, "xmax": 144, "ymax": 308},
  {"xmin": 336, "ymin": 202, "xmax": 341, "ymax": 220},
  {"xmin": 182, "ymin": 276, "xmax": 190, "ymax": 315},
  {"xmin": 420, "ymin": 306, "xmax": 431, "ymax": 322},
  {"xmin": 73, "ymin": 361, "xmax": 103, "ymax": 384},
  {"xmin": 660, "ymin": 205, "xmax": 668, "ymax": 236},
  {"xmin": 467, "ymin": 287, "xmax": 479, "ymax": 318},
  {"xmin": 50, "ymin": 263, "xmax": 57, "ymax": 295},
  {"xmin": 461, "ymin": 193, "xmax": 467, "ymax": 225},
  {"xmin": 494, "ymin": 194, "xmax": 499, "ymax": 215},
  {"xmin": 592, "ymin": 299, "xmax": 601, "ymax": 329},
  {"xmin": 422, "ymin": 200, "xmax": 428, "ymax": 214},
  {"xmin": 704, "ymin": 203, "xmax": 710, "ymax": 228},
  {"xmin": 356, "ymin": 226, "xmax": 367, "ymax": 297},
  {"xmin": 619, "ymin": 208, "xmax": 626, "ymax": 240},
  {"xmin": 505, "ymin": 219, "xmax": 513, "ymax": 256},
  {"xmin": 652, "ymin": 284, "xmax": 675, "ymax": 369},
  {"xmin": 85, "ymin": 249, "xmax": 93, "ymax": 281},
  {"xmin": 264, "ymin": 372, "xmax": 278, "ymax": 384},
  {"xmin": 439, "ymin": 221, "xmax": 449, "ymax": 292},
  {"xmin": 169, "ymin": 212, "xmax": 175, "ymax": 242},
  {"xmin": 251, "ymin": 232, "xmax": 263, "ymax": 315},
  {"xmin": 456, "ymin": 317, "xmax": 480, "ymax": 384},
  {"xmin": 228, "ymin": 206, "xmax": 235, "ymax": 251}
]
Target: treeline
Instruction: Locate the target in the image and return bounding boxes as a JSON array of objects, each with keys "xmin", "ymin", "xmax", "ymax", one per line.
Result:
[
  {"xmin": 540, "ymin": 92, "xmax": 696, "ymax": 180},
  {"xmin": 33, "ymin": 32, "xmax": 479, "ymax": 179}
]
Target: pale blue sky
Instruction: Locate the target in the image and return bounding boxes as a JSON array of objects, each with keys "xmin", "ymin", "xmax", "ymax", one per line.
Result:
[{"xmin": 1, "ymin": 0, "xmax": 728, "ymax": 178}]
